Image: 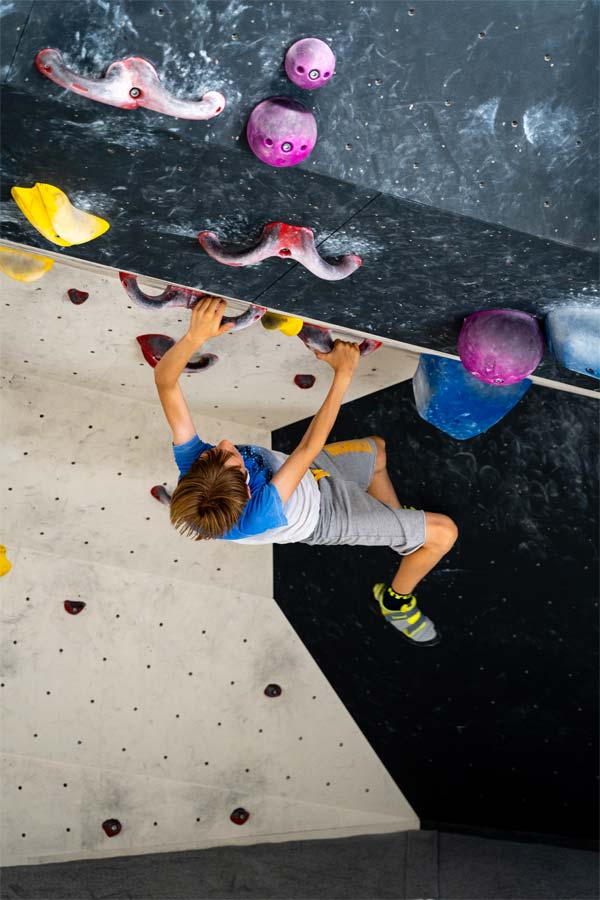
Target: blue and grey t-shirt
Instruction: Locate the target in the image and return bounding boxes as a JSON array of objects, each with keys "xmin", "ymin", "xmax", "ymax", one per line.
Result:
[{"xmin": 173, "ymin": 435, "xmax": 320, "ymax": 543}]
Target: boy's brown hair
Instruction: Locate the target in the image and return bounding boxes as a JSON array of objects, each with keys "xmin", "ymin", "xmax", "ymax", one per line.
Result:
[{"xmin": 170, "ymin": 447, "xmax": 249, "ymax": 540}]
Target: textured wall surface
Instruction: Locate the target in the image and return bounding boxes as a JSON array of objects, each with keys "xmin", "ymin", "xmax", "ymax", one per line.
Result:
[
  {"xmin": 273, "ymin": 379, "xmax": 599, "ymax": 842},
  {"xmin": 2, "ymin": 0, "xmax": 598, "ymax": 250},
  {"xmin": 2, "ymin": 86, "xmax": 597, "ymax": 392}
]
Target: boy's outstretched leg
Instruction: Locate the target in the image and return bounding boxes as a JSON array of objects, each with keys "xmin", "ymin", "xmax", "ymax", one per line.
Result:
[
  {"xmin": 364, "ymin": 437, "xmax": 459, "ymax": 646},
  {"xmin": 364, "ymin": 435, "xmax": 458, "ymax": 591},
  {"xmin": 373, "ymin": 513, "xmax": 458, "ymax": 647},
  {"xmin": 391, "ymin": 513, "xmax": 458, "ymax": 595},
  {"xmin": 373, "ymin": 513, "xmax": 458, "ymax": 646}
]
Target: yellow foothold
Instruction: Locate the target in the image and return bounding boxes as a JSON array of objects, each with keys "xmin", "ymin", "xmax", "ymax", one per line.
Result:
[
  {"xmin": 0, "ymin": 545, "xmax": 12, "ymax": 577},
  {"xmin": 261, "ymin": 311, "xmax": 304, "ymax": 337},
  {"xmin": 0, "ymin": 246, "xmax": 54, "ymax": 282},
  {"xmin": 11, "ymin": 183, "xmax": 110, "ymax": 246}
]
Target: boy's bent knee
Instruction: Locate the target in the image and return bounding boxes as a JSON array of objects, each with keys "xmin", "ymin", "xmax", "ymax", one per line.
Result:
[
  {"xmin": 424, "ymin": 512, "xmax": 458, "ymax": 552},
  {"xmin": 368, "ymin": 435, "xmax": 386, "ymax": 470}
]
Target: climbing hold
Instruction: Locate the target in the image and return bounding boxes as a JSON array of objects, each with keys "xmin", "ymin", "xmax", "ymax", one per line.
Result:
[
  {"xmin": 545, "ymin": 306, "xmax": 600, "ymax": 379},
  {"xmin": 101, "ymin": 819, "xmax": 122, "ymax": 837},
  {"xmin": 35, "ymin": 49, "xmax": 225, "ymax": 120},
  {"xmin": 458, "ymin": 309, "xmax": 544, "ymax": 385},
  {"xmin": 137, "ymin": 334, "xmax": 218, "ymax": 372},
  {"xmin": 294, "ymin": 374, "xmax": 316, "ymax": 389},
  {"xmin": 11, "ymin": 183, "xmax": 109, "ymax": 246},
  {"xmin": 246, "ymin": 97, "xmax": 317, "ymax": 166},
  {"xmin": 119, "ymin": 273, "xmax": 266, "ymax": 329},
  {"xmin": 230, "ymin": 808, "xmax": 250, "ymax": 825},
  {"xmin": 67, "ymin": 288, "xmax": 89, "ymax": 305},
  {"xmin": 150, "ymin": 485, "xmax": 172, "ymax": 506},
  {"xmin": 298, "ymin": 322, "xmax": 381, "ymax": 358},
  {"xmin": 199, "ymin": 222, "xmax": 361, "ymax": 281},
  {"xmin": 285, "ymin": 38, "xmax": 335, "ymax": 90},
  {"xmin": 261, "ymin": 311, "xmax": 304, "ymax": 336},
  {"xmin": 64, "ymin": 600, "xmax": 86, "ymax": 615},
  {"xmin": 264, "ymin": 684, "xmax": 283, "ymax": 697},
  {"xmin": 0, "ymin": 546, "xmax": 12, "ymax": 577},
  {"xmin": 0, "ymin": 246, "xmax": 54, "ymax": 282},
  {"xmin": 413, "ymin": 355, "xmax": 531, "ymax": 440}
]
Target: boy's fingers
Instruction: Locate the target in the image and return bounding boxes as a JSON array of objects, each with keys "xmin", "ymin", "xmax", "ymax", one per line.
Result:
[
  {"xmin": 192, "ymin": 295, "xmax": 224, "ymax": 311},
  {"xmin": 192, "ymin": 296, "xmax": 212, "ymax": 314},
  {"xmin": 211, "ymin": 298, "xmax": 227, "ymax": 316}
]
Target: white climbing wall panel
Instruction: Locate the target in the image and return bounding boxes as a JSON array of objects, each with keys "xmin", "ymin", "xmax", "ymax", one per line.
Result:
[
  {"xmin": 0, "ymin": 253, "xmax": 419, "ymax": 866},
  {"xmin": 0, "ymin": 251, "xmax": 420, "ymax": 430}
]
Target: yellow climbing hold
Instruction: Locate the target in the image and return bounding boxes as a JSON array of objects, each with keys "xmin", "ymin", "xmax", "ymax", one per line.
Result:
[
  {"xmin": 261, "ymin": 311, "xmax": 304, "ymax": 337},
  {"xmin": 0, "ymin": 545, "xmax": 12, "ymax": 577},
  {"xmin": 11, "ymin": 183, "xmax": 110, "ymax": 246},
  {"xmin": 0, "ymin": 246, "xmax": 54, "ymax": 282}
]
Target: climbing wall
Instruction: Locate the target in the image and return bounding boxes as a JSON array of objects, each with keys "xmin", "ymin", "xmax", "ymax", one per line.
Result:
[
  {"xmin": 0, "ymin": 255, "xmax": 422, "ymax": 866},
  {"xmin": 0, "ymin": 0, "xmax": 597, "ymax": 865}
]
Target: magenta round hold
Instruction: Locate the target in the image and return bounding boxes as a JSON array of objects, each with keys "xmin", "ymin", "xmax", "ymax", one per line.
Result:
[
  {"xmin": 246, "ymin": 97, "xmax": 317, "ymax": 167},
  {"xmin": 285, "ymin": 37, "xmax": 335, "ymax": 90},
  {"xmin": 458, "ymin": 309, "xmax": 544, "ymax": 385}
]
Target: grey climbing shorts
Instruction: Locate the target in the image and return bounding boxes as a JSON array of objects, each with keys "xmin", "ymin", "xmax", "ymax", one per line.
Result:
[{"xmin": 303, "ymin": 437, "xmax": 427, "ymax": 556}]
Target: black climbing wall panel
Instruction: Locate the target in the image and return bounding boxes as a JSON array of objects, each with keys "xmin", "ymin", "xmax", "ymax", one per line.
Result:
[
  {"xmin": 272, "ymin": 381, "xmax": 599, "ymax": 842},
  {"xmin": 0, "ymin": 86, "xmax": 376, "ymax": 302},
  {"xmin": 2, "ymin": 0, "xmax": 598, "ymax": 250},
  {"xmin": 0, "ymin": 0, "xmax": 32, "ymax": 83},
  {"xmin": 258, "ymin": 191, "xmax": 599, "ymax": 387}
]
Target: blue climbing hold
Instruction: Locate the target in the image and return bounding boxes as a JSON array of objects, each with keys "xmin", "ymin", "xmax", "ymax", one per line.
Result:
[
  {"xmin": 413, "ymin": 355, "xmax": 531, "ymax": 440},
  {"xmin": 545, "ymin": 306, "xmax": 600, "ymax": 379}
]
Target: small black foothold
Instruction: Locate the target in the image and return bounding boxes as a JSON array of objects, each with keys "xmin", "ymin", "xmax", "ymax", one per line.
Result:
[
  {"xmin": 64, "ymin": 600, "xmax": 86, "ymax": 615},
  {"xmin": 264, "ymin": 683, "xmax": 282, "ymax": 698},
  {"xmin": 230, "ymin": 808, "xmax": 250, "ymax": 825},
  {"xmin": 102, "ymin": 818, "xmax": 122, "ymax": 837},
  {"xmin": 67, "ymin": 289, "xmax": 89, "ymax": 305},
  {"xmin": 294, "ymin": 374, "xmax": 316, "ymax": 389}
]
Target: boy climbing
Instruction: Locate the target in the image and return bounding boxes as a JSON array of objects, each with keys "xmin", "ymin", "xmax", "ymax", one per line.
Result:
[{"xmin": 155, "ymin": 297, "xmax": 458, "ymax": 647}]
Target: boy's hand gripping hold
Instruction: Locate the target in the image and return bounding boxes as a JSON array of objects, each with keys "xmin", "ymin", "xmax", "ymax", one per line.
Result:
[
  {"xmin": 187, "ymin": 296, "xmax": 234, "ymax": 348},
  {"xmin": 314, "ymin": 339, "xmax": 361, "ymax": 380}
]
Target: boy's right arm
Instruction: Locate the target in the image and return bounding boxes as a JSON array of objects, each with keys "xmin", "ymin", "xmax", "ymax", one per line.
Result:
[{"xmin": 154, "ymin": 297, "xmax": 233, "ymax": 445}]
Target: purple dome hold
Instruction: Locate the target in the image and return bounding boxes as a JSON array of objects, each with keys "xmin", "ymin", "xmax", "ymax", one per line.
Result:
[
  {"xmin": 246, "ymin": 96, "xmax": 317, "ymax": 167},
  {"xmin": 458, "ymin": 309, "xmax": 544, "ymax": 385},
  {"xmin": 285, "ymin": 37, "xmax": 335, "ymax": 90}
]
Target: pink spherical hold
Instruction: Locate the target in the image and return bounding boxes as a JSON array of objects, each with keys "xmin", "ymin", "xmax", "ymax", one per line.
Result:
[
  {"xmin": 458, "ymin": 309, "xmax": 544, "ymax": 385},
  {"xmin": 285, "ymin": 37, "xmax": 335, "ymax": 90},
  {"xmin": 246, "ymin": 96, "xmax": 317, "ymax": 167}
]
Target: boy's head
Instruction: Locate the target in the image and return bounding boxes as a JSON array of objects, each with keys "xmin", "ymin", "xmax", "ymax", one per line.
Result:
[{"xmin": 170, "ymin": 441, "xmax": 250, "ymax": 540}]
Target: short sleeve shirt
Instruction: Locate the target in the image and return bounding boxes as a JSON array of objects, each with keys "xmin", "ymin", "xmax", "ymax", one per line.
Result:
[{"xmin": 172, "ymin": 435, "xmax": 320, "ymax": 543}]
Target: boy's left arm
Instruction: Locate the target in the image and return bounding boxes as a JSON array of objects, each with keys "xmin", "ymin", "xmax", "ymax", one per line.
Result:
[{"xmin": 270, "ymin": 342, "xmax": 360, "ymax": 505}]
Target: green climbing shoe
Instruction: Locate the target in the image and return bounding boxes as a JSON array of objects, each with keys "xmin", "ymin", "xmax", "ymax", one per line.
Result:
[{"xmin": 372, "ymin": 583, "xmax": 441, "ymax": 647}]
